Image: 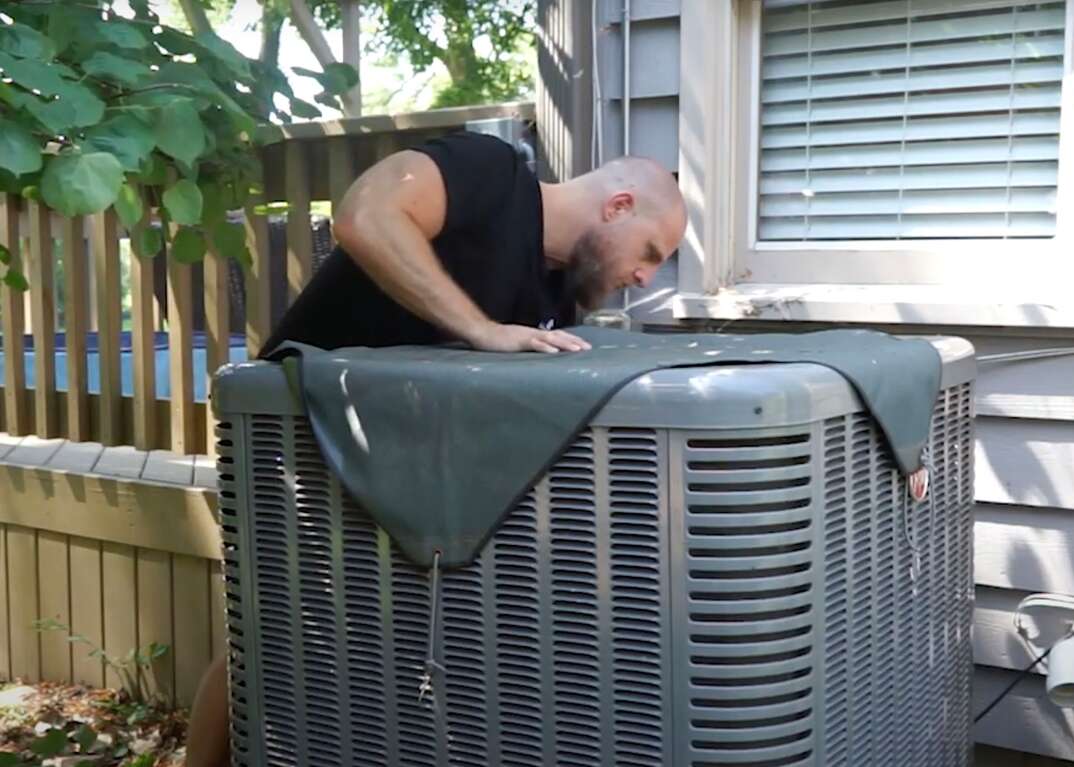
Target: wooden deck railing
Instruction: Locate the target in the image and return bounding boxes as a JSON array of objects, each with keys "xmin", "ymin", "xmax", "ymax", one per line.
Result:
[{"xmin": 0, "ymin": 102, "xmax": 534, "ymax": 456}]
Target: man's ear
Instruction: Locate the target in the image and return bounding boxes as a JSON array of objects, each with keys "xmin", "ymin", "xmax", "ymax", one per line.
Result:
[{"xmin": 603, "ymin": 191, "xmax": 635, "ymax": 221}]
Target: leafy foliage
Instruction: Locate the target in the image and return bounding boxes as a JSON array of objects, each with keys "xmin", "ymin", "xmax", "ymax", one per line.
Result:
[
  {"xmin": 32, "ymin": 619, "xmax": 170, "ymax": 707},
  {"xmin": 0, "ymin": 0, "xmax": 358, "ymax": 286},
  {"xmin": 308, "ymin": 0, "xmax": 535, "ymax": 108}
]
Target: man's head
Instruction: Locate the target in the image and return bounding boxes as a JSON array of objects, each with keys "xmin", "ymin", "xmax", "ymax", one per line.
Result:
[{"xmin": 564, "ymin": 156, "xmax": 687, "ymax": 310}]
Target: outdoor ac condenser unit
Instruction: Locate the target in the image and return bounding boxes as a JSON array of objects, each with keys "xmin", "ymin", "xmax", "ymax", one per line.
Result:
[{"xmin": 212, "ymin": 337, "xmax": 976, "ymax": 767}]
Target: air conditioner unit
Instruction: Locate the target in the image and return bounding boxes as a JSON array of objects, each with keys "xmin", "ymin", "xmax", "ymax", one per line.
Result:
[{"xmin": 212, "ymin": 336, "xmax": 976, "ymax": 767}]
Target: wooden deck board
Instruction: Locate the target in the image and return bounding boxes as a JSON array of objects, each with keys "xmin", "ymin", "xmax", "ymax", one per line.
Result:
[
  {"xmin": 47, "ymin": 441, "xmax": 106, "ymax": 474},
  {"xmin": 193, "ymin": 455, "xmax": 218, "ymax": 489},
  {"xmin": 0, "ymin": 433, "xmax": 217, "ymax": 491},
  {"xmin": 141, "ymin": 450, "xmax": 196, "ymax": 486},
  {"xmin": 0, "ymin": 433, "xmax": 23, "ymax": 461},
  {"xmin": 91, "ymin": 445, "xmax": 150, "ymax": 480},
  {"xmin": 5, "ymin": 436, "xmax": 65, "ymax": 467}
]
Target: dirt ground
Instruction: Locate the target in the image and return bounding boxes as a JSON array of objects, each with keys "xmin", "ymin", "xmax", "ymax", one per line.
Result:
[{"xmin": 0, "ymin": 681, "xmax": 187, "ymax": 766}]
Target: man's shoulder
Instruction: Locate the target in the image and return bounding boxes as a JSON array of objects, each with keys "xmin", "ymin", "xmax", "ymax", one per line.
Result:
[{"xmin": 412, "ymin": 130, "xmax": 519, "ymax": 168}]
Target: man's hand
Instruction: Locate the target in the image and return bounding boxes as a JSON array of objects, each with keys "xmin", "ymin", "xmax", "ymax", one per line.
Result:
[{"xmin": 467, "ymin": 323, "xmax": 592, "ymax": 354}]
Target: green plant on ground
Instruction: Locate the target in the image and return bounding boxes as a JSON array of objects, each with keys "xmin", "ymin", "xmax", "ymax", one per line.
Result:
[
  {"xmin": 31, "ymin": 619, "xmax": 169, "ymax": 707},
  {"xmin": 0, "ymin": 719, "xmax": 100, "ymax": 765}
]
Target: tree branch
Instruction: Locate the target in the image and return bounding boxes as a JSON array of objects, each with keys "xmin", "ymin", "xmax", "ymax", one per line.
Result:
[
  {"xmin": 259, "ymin": 2, "xmax": 284, "ymax": 68},
  {"xmin": 289, "ymin": 0, "xmax": 361, "ymax": 116},
  {"xmin": 288, "ymin": 0, "xmax": 337, "ymax": 69},
  {"xmin": 177, "ymin": 0, "xmax": 213, "ymax": 36},
  {"xmin": 341, "ymin": 0, "xmax": 362, "ymax": 117}
]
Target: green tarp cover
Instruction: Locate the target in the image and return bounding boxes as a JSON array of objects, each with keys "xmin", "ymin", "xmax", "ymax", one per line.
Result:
[{"xmin": 267, "ymin": 327, "xmax": 940, "ymax": 568}]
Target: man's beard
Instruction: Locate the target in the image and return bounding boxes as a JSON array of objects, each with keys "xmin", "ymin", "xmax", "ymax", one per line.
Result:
[{"xmin": 566, "ymin": 230, "xmax": 610, "ymax": 311}]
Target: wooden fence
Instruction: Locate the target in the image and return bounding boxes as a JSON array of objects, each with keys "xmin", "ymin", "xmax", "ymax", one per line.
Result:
[{"xmin": 0, "ymin": 101, "xmax": 535, "ymax": 456}]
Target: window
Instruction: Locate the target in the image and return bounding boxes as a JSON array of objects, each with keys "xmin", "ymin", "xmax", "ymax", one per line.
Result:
[
  {"xmin": 675, "ymin": 0, "xmax": 1074, "ymax": 326},
  {"xmin": 758, "ymin": 0, "xmax": 1066, "ymax": 242}
]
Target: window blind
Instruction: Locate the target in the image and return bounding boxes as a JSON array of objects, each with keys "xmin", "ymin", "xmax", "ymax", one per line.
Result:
[{"xmin": 758, "ymin": 0, "xmax": 1067, "ymax": 241}]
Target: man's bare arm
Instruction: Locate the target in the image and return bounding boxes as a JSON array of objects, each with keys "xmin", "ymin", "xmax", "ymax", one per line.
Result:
[{"xmin": 331, "ymin": 150, "xmax": 589, "ymax": 354}]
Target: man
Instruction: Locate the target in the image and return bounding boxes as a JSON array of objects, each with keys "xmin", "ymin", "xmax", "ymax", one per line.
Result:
[{"xmin": 186, "ymin": 130, "xmax": 687, "ymax": 767}]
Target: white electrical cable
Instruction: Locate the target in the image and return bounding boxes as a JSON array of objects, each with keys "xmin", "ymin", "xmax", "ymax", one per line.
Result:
[{"xmin": 1016, "ymin": 593, "xmax": 1074, "ymax": 637}]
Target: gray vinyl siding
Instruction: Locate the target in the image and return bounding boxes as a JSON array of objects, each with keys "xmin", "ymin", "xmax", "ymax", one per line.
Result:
[{"xmin": 595, "ymin": 0, "xmax": 681, "ymax": 171}]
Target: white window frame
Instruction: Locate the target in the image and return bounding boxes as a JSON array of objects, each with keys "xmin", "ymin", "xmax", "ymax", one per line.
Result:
[{"xmin": 673, "ymin": 0, "xmax": 1074, "ymax": 327}]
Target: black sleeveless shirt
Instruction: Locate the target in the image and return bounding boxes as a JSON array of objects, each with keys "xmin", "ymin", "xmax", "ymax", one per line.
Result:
[{"xmin": 259, "ymin": 131, "xmax": 576, "ymax": 355}]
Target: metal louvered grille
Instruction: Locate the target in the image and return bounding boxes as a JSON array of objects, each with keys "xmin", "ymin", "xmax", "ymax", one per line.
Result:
[
  {"xmin": 248, "ymin": 416, "xmax": 301, "ymax": 766},
  {"xmin": 228, "ymin": 425, "xmax": 670, "ymax": 767},
  {"xmin": 818, "ymin": 384, "xmax": 975, "ymax": 767},
  {"xmin": 676, "ymin": 427, "xmax": 819, "ymax": 767},
  {"xmin": 216, "ymin": 418, "xmax": 256, "ymax": 765},
  {"xmin": 224, "ymin": 382, "xmax": 972, "ymax": 767},
  {"xmin": 609, "ymin": 429, "xmax": 670, "ymax": 767}
]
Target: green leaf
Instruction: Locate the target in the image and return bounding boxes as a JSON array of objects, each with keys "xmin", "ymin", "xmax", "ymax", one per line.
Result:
[
  {"xmin": 3, "ymin": 269, "xmax": 29, "ymax": 292},
  {"xmin": 313, "ymin": 90, "xmax": 339, "ymax": 109},
  {"xmin": 25, "ymin": 95, "xmax": 76, "ymax": 135},
  {"xmin": 224, "ymin": 178, "xmax": 251, "ymax": 210},
  {"xmin": 154, "ymin": 27, "xmax": 201, "ymax": 58},
  {"xmin": 0, "ymin": 751, "xmax": 20, "ymax": 766},
  {"xmin": 55, "ymin": 82, "xmax": 106, "ymax": 127},
  {"xmin": 287, "ymin": 97, "xmax": 321, "ymax": 120},
  {"xmin": 295, "ymin": 63, "xmax": 359, "ymax": 96},
  {"xmin": 32, "ymin": 618, "xmax": 66, "ymax": 631},
  {"xmin": 29, "ymin": 728, "xmax": 67, "ymax": 757},
  {"xmin": 154, "ymin": 100, "xmax": 206, "ymax": 167},
  {"xmin": 199, "ymin": 181, "xmax": 226, "ymax": 227},
  {"xmin": 194, "ymin": 31, "xmax": 253, "ymax": 82},
  {"xmin": 105, "ymin": 105, "xmax": 156, "ymax": 126},
  {"xmin": 211, "ymin": 220, "xmax": 249, "ymax": 266},
  {"xmin": 0, "ymin": 243, "xmax": 10, "ymax": 265},
  {"xmin": 132, "ymin": 224, "xmax": 162, "ymax": 259},
  {"xmin": 81, "ymin": 52, "xmax": 151, "ymax": 87},
  {"xmin": 323, "ymin": 62, "xmax": 360, "ymax": 93},
  {"xmin": 163, "ymin": 179, "xmax": 203, "ymax": 226},
  {"xmin": 47, "ymin": 5, "xmax": 79, "ymax": 54},
  {"xmin": 153, "ymin": 61, "xmax": 256, "ymax": 136},
  {"xmin": 115, "ymin": 183, "xmax": 143, "ymax": 229},
  {"xmin": 41, "ymin": 152, "xmax": 124, "ymax": 217},
  {"xmin": 0, "ymin": 51, "xmax": 67, "ymax": 96},
  {"xmin": 171, "ymin": 227, "xmax": 205, "ymax": 264},
  {"xmin": 130, "ymin": 0, "xmax": 153, "ymax": 18},
  {"xmin": 0, "ymin": 82, "xmax": 27, "ymax": 108},
  {"xmin": 0, "ymin": 170, "xmax": 20, "ymax": 194},
  {"xmin": 137, "ymin": 154, "xmax": 167, "ymax": 186},
  {"xmin": 149, "ymin": 641, "xmax": 170, "ymax": 659},
  {"xmin": 83, "ymin": 115, "xmax": 155, "ymax": 171},
  {"xmin": 93, "ymin": 19, "xmax": 148, "ymax": 49},
  {"xmin": 74, "ymin": 724, "xmax": 97, "ymax": 753},
  {"xmin": 0, "ymin": 120, "xmax": 42, "ymax": 176},
  {"xmin": 0, "ymin": 22, "xmax": 57, "ymax": 60}
]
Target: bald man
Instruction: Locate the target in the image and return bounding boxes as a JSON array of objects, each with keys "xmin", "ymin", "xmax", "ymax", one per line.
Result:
[
  {"xmin": 258, "ymin": 130, "xmax": 687, "ymax": 356},
  {"xmin": 186, "ymin": 131, "xmax": 687, "ymax": 767}
]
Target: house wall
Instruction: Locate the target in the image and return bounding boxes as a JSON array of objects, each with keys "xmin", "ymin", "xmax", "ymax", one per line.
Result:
[
  {"xmin": 539, "ymin": 1, "xmax": 1074, "ymax": 761},
  {"xmin": 537, "ymin": 0, "xmax": 683, "ymax": 315}
]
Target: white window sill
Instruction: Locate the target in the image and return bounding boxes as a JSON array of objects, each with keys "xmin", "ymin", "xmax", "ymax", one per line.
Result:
[{"xmin": 666, "ymin": 284, "xmax": 1074, "ymax": 329}]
